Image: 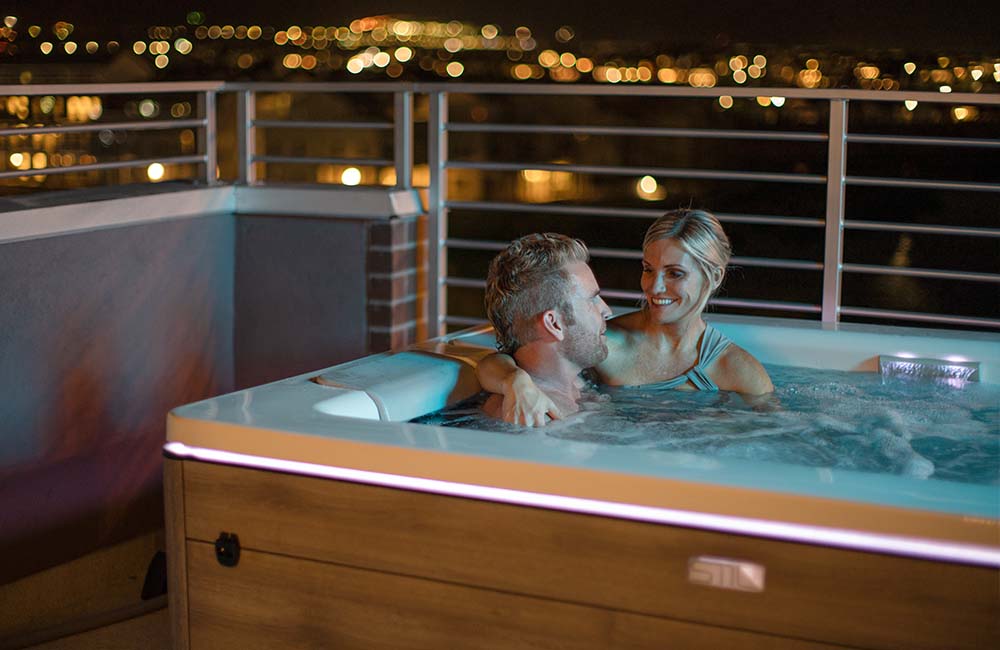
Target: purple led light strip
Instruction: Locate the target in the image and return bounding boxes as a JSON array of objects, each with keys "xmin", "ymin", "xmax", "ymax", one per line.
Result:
[{"xmin": 164, "ymin": 441, "xmax": 1000, "ymax": 568}]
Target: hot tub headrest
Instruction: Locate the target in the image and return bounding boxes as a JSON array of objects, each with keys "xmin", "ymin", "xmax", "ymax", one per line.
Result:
[{"xmin": 314, "ymin": 336, "xmax": 496, "ymax": 421}]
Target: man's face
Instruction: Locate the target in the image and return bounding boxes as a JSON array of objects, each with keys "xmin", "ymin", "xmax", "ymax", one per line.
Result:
[{"xmin": 560, "ymin": 261, "xmax": 612, "ymax": 369}]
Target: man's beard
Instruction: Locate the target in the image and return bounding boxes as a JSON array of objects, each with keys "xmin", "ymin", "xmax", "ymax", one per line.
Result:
[{"xmin": 562, "ymin": 322, "xmax": 608, "ymax": 369}]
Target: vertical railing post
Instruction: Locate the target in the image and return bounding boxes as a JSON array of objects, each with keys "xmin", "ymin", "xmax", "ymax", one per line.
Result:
[
  {"xmin": 427, "ymin": 91, "xmax": 448, "ymax": 338},
  {"xmin": 822, "ymin": 99, "xmax": 848, "ymax": 324},
  {"xmin": 394, "ymin": 90, "xmax": 413, "ymax": 189},
  {"xmin": 198, "ymin": 90, "xmax": 217, "ymax": 185},
  {"xmin": 236, "ymin": 88, "xmax": 256, "ymax": 185}
]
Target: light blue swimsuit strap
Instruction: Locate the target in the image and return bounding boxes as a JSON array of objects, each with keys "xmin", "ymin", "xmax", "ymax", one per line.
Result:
[{"xmin": 640, "ymin": 324, "xmax": 733, "ymax": 391}]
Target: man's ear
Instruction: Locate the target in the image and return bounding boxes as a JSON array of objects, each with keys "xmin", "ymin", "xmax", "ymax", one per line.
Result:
[{"xmin": 541, "ymin": 309, "xmax": 566, "ymax": 341}]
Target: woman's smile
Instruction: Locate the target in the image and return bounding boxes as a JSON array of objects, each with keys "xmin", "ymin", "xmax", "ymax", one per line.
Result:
[{"xmin": 649, "ymin": 296, "xmax": 675, "ymax": 306}]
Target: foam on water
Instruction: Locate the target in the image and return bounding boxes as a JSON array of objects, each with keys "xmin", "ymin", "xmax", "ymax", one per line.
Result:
[{"xmin": 412, "ymin": 365, "xmax": 1000, "ymax": 485}]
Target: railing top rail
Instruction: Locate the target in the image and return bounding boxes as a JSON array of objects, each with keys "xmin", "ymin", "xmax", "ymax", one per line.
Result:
[
  {"xmin": 411, "ymin": 82, "xmax": 1000, "ymax": 105},
  {"xmin": 4, "ymin": 81, "xmax": 996, "ymax": 107},
  {"xmin": 224, "ymin": 82, "xmax": 418, "ymax": 93},
  {"xmin": 0, "ymin": 82, "xmax": 227, "ymax": 96}
]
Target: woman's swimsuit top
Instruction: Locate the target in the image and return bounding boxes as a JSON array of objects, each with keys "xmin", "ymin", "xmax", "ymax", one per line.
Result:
[{"xmin": 629, "ymin": 324, "xmax": 732, "ymax": 391}]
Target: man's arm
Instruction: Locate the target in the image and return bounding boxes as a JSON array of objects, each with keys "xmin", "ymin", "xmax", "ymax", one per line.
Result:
[{"xmin": 476, "ymin": 353, "xmax": 564, "ymax": 427}]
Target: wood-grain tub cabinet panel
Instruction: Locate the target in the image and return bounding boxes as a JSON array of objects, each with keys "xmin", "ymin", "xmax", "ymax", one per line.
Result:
[
  {"xmin": 186, "ymin": 541, "xmax": 850, "ymax": 650},
  {"xmin": 181, "ymin": 459, "xmax": 1000, "ymax": 650}
]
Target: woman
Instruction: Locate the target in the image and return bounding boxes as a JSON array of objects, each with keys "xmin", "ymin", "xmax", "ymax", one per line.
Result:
[{"xmin": 477, "ymin": 208, "xmax": 774, "ymax": 426}]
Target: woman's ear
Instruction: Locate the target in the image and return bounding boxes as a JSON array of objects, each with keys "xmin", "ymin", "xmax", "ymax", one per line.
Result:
[
  {"xmin": 541, "ymin": 309, "xmax": 566, "ymax": 341},
  {"xmin": 711, "ymin": 266, "xmax": 724, "ymax": 289}
]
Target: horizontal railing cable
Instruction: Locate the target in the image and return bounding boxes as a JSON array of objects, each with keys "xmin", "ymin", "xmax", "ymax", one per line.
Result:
[
  {"xmin": 576, "ymin": 290, "xmax": 822, "ymax": 314},
  {"xmin": 252, "ymin": 119, "xmax": 393, "ymax": 130},
  {"xmin": 842, "ymin": 264, "xmax": 1000, "ymax": 283},
  {"xmin": 845, "ymin": 220, "xmax": 1000, "ymax": 238},
  {"xmin": 446, "ymin": 238, "xmax": 821, "ymax": 271},
  {"xmin": 0, "ymin": 154, "xmax": 205, "ymax": 180},
  {"xmin": 444, "ymin": 276, "xmax": 486, "ymax": 288},
  {"xmin": 0, "ymin": 118, "xmax": 206, "ymax": 137},
  {"xmin": 710, "ymin": 297, "xmax": 822, "ymax": 313},
  {"xmin": 252, "ymin": 155, "xmax": 393, "ymax": 167},
  {"xmin": 447, "ymin": 160, "xmax": 826, "ymax": 184},
  {"xmin": 730, "ymin": 256, "xmax": 824, "ymax": 270},
  {"xmin": 596, "ymin": 288, "xmax": 643, "ymax": 301},
  {"xmin": 846, "ymin": 176, "xmax": 1000, "ymax": 192},
  {"xmin": 446, "ymin": 200, "xmax": 663, "ymax": 219},
  {"xmin": 846, "ymin": 134, "xmax": 1000, "ymax": 148},
  {"xmin": 446, "ymin": 201, "xmax": 825, "ymax": 227},
  {"xmin": 444, "ymin": 276, "xmax": 821, "ymax": 315},
  {"xmin": 444, "ymin": 315, "xmax": 489, "ymax": 327},
  {"xmin": 0, "ymin": 81, "xmax": 226, "ymax": 95},
  {"xmin": 446, "ymin": 122, "xmax": 828, "ymax": 142},
  {"xmin": 839, "ymin": 307, "xmax": 1000, "ymax": 329}
]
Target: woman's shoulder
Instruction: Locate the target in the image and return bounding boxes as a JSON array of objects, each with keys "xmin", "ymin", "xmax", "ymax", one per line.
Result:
[{"xmin": 711, "ymin": 343, "xmax": 774, "ymax": 394}]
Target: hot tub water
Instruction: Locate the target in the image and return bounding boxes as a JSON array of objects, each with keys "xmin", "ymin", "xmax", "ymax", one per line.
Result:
[{"xmin": 413, "ymin": 365, "xmax": 1000, "ymax": 485}]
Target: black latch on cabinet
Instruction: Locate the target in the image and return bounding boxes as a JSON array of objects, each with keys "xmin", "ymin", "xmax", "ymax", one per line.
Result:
[{"xmin": 215, "ymin": 532, "xmax": 241, "ymax": 567}]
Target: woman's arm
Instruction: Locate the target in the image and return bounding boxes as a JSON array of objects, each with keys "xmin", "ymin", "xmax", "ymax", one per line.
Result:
[{"xmin": 475, "ymin": 353, "xmax": 564, "ymax": 426}]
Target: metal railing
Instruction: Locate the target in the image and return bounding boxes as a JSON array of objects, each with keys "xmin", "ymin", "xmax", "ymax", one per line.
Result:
[
  {"xmin": 224, "ymin": 82, "xmax": 413, "ymax": 188},
  {"xmin": 0, "ymin": 82, "xmax": 223, "ymax": 184},
  {"xmin": 2, "ymin": 82, "xmax": 998, "ymax": 332},
  {"xmin": 422, "ymin": 84, "xmax": 1000, "ymax": 333}
]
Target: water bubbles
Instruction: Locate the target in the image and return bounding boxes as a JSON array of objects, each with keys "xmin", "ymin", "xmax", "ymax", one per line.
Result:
[{"xmin": 414, "ymin": 364, "xmax": 998, "ymax": 485}]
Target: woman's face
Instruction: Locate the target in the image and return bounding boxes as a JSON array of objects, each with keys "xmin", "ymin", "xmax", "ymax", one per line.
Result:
[{"xmin": 640, "ymin": 238, "xmax": 715, "ymax": 324}]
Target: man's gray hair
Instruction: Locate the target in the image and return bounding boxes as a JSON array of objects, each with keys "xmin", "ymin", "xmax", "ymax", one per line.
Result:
[{"xmin": 484, "ymin": 233, "xmax": 590, "ymax": 354}]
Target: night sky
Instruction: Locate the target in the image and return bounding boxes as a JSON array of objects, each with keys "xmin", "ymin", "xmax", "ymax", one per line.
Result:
[{"xmin": 12, "ymin": 0, "xmax": 999, "ymax": 52}]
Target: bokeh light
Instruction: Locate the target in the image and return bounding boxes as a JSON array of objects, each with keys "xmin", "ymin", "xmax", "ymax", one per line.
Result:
[{"xmin": 341, "ymin": 167, "xmax": 362, "ymax": 186}]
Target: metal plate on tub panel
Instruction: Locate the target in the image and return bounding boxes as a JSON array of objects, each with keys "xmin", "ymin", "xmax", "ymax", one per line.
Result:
[{"xmin": 688, "ymin": 556, "xmax": 766, "ymax": 592}]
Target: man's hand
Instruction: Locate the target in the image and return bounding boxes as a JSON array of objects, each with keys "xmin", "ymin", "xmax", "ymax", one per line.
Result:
[{"xmin": 501, "ymin": 369, "xmax": 564, "ymax": 426}]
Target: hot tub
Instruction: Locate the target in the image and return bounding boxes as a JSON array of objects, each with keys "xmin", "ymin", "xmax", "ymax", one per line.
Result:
[{"xmin": 164, "ymin": 315, "xmax": 999, "ymax": 650}]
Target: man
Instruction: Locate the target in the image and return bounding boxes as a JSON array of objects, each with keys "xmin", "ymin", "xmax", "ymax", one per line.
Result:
[{"xmin": 481, "ymin": 233, "xmax": 612, "ymax": 424}]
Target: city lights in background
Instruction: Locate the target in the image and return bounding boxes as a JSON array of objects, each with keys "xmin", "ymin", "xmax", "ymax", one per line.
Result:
[
  {"xmin": 636, "ymin": 175, "xmax": 667, "ymax": 201},
  {"xmin": 1, "ymin": 11, "xmax": 996, "ymax": 192},
  {"xmin": 0, "ymin": 11, "xmax": 995, "ymax": 95},
  {"xmin": 146, "ymin": 162, "xmax": 165, "ymax": 181},
  {"xmin": 340, "ymin": 167, "xmax": 362, "ymax": 186}
]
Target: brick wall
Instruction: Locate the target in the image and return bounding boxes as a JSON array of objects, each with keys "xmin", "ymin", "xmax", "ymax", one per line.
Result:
[{"xmin": 366, "ymin": 215, "xmax": 427, "ymax": 352}]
